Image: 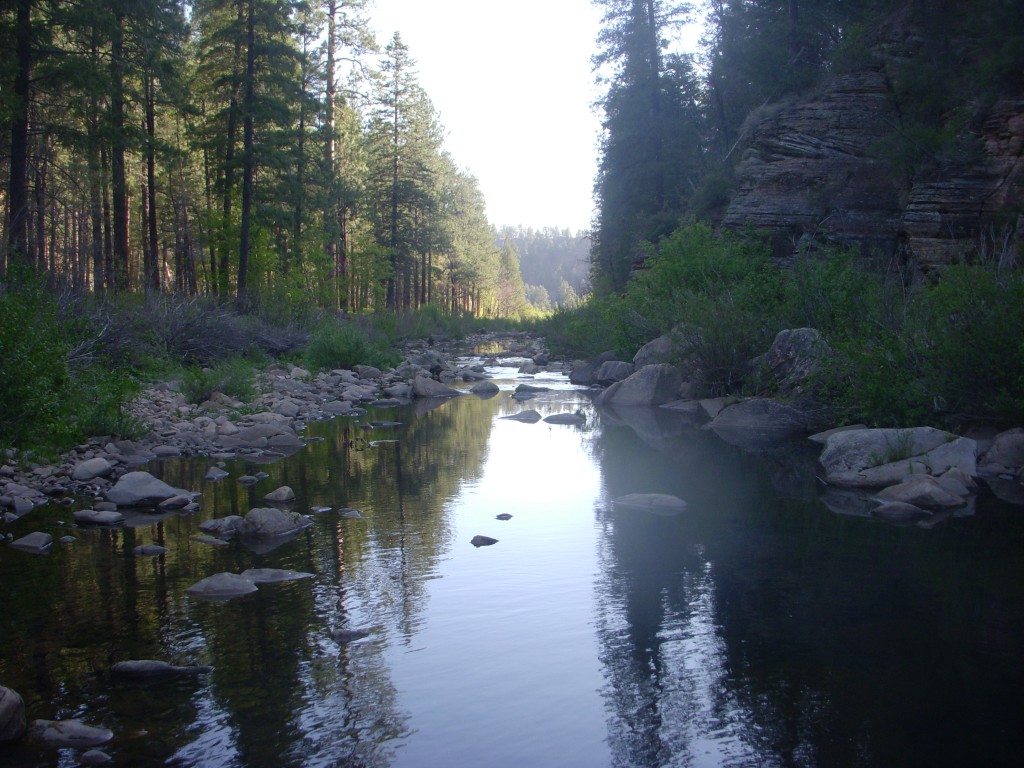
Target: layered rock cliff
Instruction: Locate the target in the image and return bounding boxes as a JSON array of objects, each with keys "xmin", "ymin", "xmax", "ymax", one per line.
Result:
[{"xmin": 721, "ymin": 19, "xmax": 1024, "ymax": 273}]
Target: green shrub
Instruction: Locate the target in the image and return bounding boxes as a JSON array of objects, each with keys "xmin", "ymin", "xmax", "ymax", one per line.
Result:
[
  {"xmin": 304, "ymin": 319, "xmax": 399, "ymax": 372},
  {"xmin": 181, "ymin": 357, "xmax": 258, "ymax": 405}
]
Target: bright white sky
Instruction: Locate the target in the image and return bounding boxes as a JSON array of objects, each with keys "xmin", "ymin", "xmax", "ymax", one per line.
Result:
[{"xmin": 368, "ymin": 0, "xmax": 604, "ymax": 233}]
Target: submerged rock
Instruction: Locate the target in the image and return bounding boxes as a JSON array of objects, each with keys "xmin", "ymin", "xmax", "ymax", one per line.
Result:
[
  {"xmin": 871, "ymin": 501, "xmax": 932, "ymax": 523},
  {"xmin": 9, "ymin": 531, "xmax": 53, "ymax": 553},
  {"xmin": 496, "ymin": 513, "xmax": 513, "ymax": 521},
  {"xmin": 133, "ymin": 544, "xmax": 170, "ymax": 556},
  {"xmin": 111, "ymin": 660, "xmax": 212, "ymax": 678},
  {"xmin": 331, "ymin": 628, "xmax": 371, "ymax": 644},
  {"xmin": 240, "ymin": 568, "xmax": 314, "ymax": 583},
  {"xmin": 612, "ymin": 493, "xmax": 688, "ymax": 516},
  {"xmin": 471, "ymin": 535, "xmax": 498, "ymax": 547},
  {"xmin": 28, "ymin": 719, "xmax": 113, "ymax": 749},
  {"xmin": 263, "ymin": 485, "xmax": 296, "ymax": 503},
  {"xmin": 186, "ymin": 572, "xmax": 259, "ymax": 599}
]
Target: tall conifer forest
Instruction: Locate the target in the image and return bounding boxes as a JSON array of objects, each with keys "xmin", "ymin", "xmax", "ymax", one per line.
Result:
[{"xmin": 0, "ymin": 0, "xmax": 526, "ymax": 316}]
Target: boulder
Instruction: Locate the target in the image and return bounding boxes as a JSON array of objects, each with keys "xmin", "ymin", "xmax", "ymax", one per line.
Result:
[
  {"xmin": 595, "ymin": 360, "xmax": 635, "ymax": 385},
  {"xmin": 751, "ymin": 328, "xmax": 831, "ymax": 398},
  {"xmin": 205, "ymin": 466, "xmax": 230, "ymax": 481},
  {"xmin": 198, "ymin": 515, "xmax": 243, "ymax": 537},
  {"xmin": 71, "ymin": 457, "xmax": 113, "ymax": 482},
  {"xmin": 104, "ymin": 471, "xmax": 191, "ymax": 507},
  {"xmin": 470, "ymin": 381, "xmax": 500, "ymax": 397},
  {"xmin": 79, "ymin": 750, "xmax": 113, "ymax": 765},
  {"xmin": 263, "ymin": 485, "xmax": 296, "ymax": 503},
  {"xmin": 470, "ymin": 535, "xmax": 498, "ymax": 547},
  {"xmin": 569, "ymin": 351, "xmax": 619, "ymax": 386},
  {"xmin": 819, "ymin": 428, "xmax": 977, "ymax": 487},
  {"xmin": 633, "ymin": 334, "xmax": 677, "ymax": 369},
  {"xmin": 186, "ymin": 572, "xmax": 259, "ymax": 599},
  {"xmin": 28, "ymin": 719, "xmax": 113, "ymax": 749},
  {"xmin": 595, "ymin": 364, "xmax": 682, "ymax": 407},
  {"xmin": 238, "ymin": 507, "xmax": 312, "ymax": 538},
  {"xmin": 978, "ymin": 428, "xmax": 1024, "ymax": 475},
  {"xmin": 0, "ymin": 686, "xmax": 26, "ymax": 743},
  {"xmin": 411, "ymin": 374, "xmax": 462, "ymax": 398}
]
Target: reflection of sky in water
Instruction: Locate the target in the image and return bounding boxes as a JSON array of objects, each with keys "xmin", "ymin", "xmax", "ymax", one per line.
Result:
[{"xmin": 4, "ymin": 356, "xmax": 1024, "ymax": 768}]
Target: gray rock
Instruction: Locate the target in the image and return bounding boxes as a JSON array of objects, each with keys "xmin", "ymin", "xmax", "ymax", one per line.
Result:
[
  {"xmin": 596, "ymin": 364, "xmax": 683, "ymax": 407},
  {"xmin": 264, "ymin": 485, "xmax": 296, "ymax": 503},
  {"xmin": 105, "ymin": 471, "xmax": 191, "ymax": 507},
  {"xmin": 496, "ymin": 513, "xmax": 513, "ymax": 520},
  {"xmin": 612, "ymin": 493, "xmax": 688, "ymax": 516},
  {"xmin": 819, "ymin": 428, "xmax": 977, "ymax": 487},
  {"xmin": 111, "ymin": 660, "xmax": 211, "ymax": 678},
  {"xmin": 158, "ymin": 494, "xmax": 194, "ymax": 510},
  {"xmin": 186, "ymin": 572, "xmax": 259, "ymax": 599},
  {"xmin": 751, "ymin": 327, "xmax": 831, "ymax": 398},
  {"xmin": 470, "ymin": 381, "xmax": 500, "ymax": 397},
  {"xmin": 633, "ymin": 334, "xmax": 677, "ymax": 368},
  {"xmin": 595, "ymin": 360, "xmax": 635, "ymax": 385},
  {"xmin": 354, "ymin": 364, "xmax": 383, "ymax": 379},
  {"xmin": 191, "ymin": 534, "xmax": 230, "ymax": 547},
  {"xmin": 74, "ymin": 509, "xmax": 126, "ymax": 526},
  {"xmin": 569, "ymin": 351, "xmax": 619, "ymax": 386},
  {"xmin": 411, "ymin": 374, "xmax": 462, "ymax": 398},
  {"xmin": 978, "ymin": 428, "xmax": 1024, "ymax": 475},
  {"xmin": 10, "ymin": 531, "xmax": 53, "ymax": 553},
  {"xmin": 71, "ymin": 457, "xmax": 113, "ymax": 482},
  {"xmin": 28, "ymin": 719, "xmax": 113, "ymax": 749},
  {"xmin": 238, "ymin": 507, "xmax": 312, "ymax": 537},
  {"xmin": 198, "ymin": 515, "xmax": 243, "ymax": 537},
  {"xmin": 0, "ymin": 685, "xmax": 26, "ymax": 743},
  {"xmin": 471, "ymin": 535, "xmax": 498, "ymax": 547}
]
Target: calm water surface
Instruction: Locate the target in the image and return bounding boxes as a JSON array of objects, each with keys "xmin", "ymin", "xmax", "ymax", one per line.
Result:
[{"xmin": 2, "ymin": 357, "xmax": 1023, "ymax": 768}]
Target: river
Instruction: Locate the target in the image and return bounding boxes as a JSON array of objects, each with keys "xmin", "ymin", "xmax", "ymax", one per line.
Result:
[{"xmin": 2, "ymin": 354, "xmax": 1023, "ymax": 767}]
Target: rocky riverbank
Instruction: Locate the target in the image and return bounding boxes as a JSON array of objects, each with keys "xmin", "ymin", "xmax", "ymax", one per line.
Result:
[{"xmin": 0, "ymin": 331, "xmax": 557, "ymax": 525}]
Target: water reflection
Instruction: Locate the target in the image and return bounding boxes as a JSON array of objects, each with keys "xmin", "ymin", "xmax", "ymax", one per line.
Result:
[{"xmin": 2, "ymin": 365, "xmax": 1024, "ymax": 767}]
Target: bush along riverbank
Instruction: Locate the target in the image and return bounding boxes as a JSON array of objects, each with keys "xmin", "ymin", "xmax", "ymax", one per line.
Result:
[{"xmin": 542, "ymin": 222, "xmax": 1024, "ymax": 516}]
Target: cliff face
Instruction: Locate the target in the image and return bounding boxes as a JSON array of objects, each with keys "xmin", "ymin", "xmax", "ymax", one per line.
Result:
[{"xmin": 721, "ymin": 54, "xmax": 1024, "ymax": 272}]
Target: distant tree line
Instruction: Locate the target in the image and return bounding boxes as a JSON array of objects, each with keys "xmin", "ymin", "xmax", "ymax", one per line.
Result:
[
  {"xmin": 495, "ymin": 226, "xmax": 590, "ymax": 311},
  {"xmin": 0, "ymin": 0, "xmax": 520, "ymax": 317},
  {"xmin": 590, "ymin": 0, "xmax": 1024, "ymax": 293}
]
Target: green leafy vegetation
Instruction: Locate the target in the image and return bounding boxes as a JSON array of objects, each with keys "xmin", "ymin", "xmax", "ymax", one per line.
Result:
[{"xmin": 544, "ymin": 222, "xmax": 1024, "ymax": 427}]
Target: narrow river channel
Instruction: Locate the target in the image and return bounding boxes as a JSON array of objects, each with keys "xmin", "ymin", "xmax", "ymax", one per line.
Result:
[{"xmin": 2, "ymin": 354, "xmax": 1023, "ymax": 767}]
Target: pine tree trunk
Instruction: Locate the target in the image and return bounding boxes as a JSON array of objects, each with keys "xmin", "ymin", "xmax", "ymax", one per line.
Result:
[
  {"xmin": 5, "ymin": 0, "xmax": 32, "ymax": 272},
  {"xmin": 237, "ymin": 0, "xmax": 257, "ymax": 307}
]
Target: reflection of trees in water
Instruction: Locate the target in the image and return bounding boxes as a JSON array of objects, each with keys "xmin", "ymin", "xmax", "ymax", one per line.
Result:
[{"xmin": 593, "ymin": 414, "xmax": 1024, "ymax": 767}]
